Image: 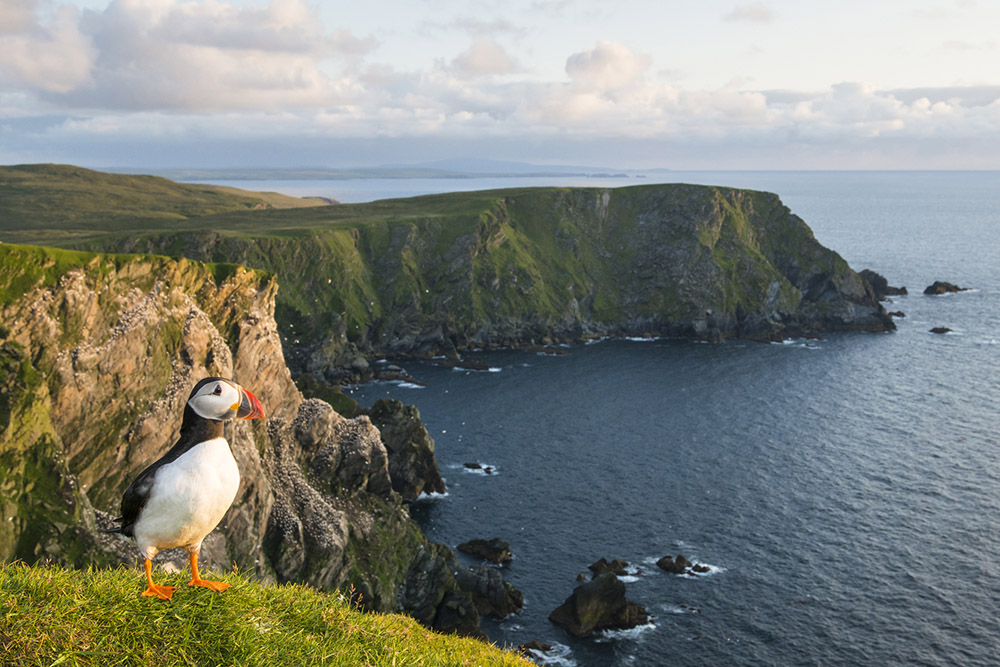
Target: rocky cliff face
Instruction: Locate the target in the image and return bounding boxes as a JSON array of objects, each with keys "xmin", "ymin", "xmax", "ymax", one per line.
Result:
[
  {"xmin": 79, "ymin": 184, "xmax": 893, "ymax": 381},
  {"xmin": 0, "ymin": 244, "xmax": 497, "ymax": 637}
]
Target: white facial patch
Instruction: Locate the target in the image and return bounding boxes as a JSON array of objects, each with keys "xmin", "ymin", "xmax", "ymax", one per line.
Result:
[{"xmin": 188, "ymin": 380, "xmax": 240, "ymax": 421}]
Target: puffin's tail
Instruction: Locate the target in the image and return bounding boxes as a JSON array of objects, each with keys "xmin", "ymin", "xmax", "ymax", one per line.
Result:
[{"xmin": 102, "ymin": 516, "xmax": 123, "ymax": 534}]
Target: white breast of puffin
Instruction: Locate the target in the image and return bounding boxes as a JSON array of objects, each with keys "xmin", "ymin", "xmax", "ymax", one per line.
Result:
[{"xmin": 135, "ymin": 437, "xmax": 241, "ymax": 551}]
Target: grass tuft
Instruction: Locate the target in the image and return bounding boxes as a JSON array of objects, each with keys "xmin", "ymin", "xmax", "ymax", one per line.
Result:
[{"xmin": 0, "ymin": 562, "xmax": 532, "ymax": 667}]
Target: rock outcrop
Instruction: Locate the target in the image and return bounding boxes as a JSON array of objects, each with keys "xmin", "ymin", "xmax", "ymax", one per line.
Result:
[
  {"xmin": 0, "ymin": 244, "xmax": 489, "ymax": 638},
  {"xmin": 30, "ymin": 179, "xmax": 897, "ymax": 378},
  {"xmin": 924, "ymin": 281, "xmax": 968, "ymax": 295},
  {"xmin": 656, "ymin": 554, "xmax": 710, "ymax": 575},
  {"xmin": 588, "ymin": 557, "xmax": 629, "ymax": 577},
  {"xmin": 366, "ymin": 398, "xmax": 446, "ymax": 500},
  {"xmin": 548, "ymin": 573, "xmax": 649, "ymax": 637},
  {"xmin": 860, "ymin": 269, "xmax": 907, "ymax": 300},
  {"xmin": 458, "ymin": 538, "xmax": 513, "ymax": 564}
]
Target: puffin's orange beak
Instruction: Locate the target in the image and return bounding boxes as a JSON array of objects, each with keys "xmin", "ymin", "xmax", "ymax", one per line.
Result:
[{"xmin": 236, "ymin": 387, "xmax": 265, "ymax": 420}]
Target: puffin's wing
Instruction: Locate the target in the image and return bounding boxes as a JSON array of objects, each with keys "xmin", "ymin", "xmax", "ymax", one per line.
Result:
[{"xmin": 117, "ymin": 466, "xmax": 159, "ymax": 538}]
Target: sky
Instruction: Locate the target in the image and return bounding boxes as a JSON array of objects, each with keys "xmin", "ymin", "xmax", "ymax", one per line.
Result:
[{"xmin": 1, "ymin": 0, "xmax": 999, "ymax": 170}]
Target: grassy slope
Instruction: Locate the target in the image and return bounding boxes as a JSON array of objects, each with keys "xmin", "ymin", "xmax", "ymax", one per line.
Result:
[
  {"xmin": 0, "ymin": 164, "xmax": 326, "ymax": 240},
  {"xmin": 0, "ymin": 562, "xmax": 532, "ymax": 667},
  {"xmin": 1, "ymin": 166, "xmax": 875, "ymax": 355}
]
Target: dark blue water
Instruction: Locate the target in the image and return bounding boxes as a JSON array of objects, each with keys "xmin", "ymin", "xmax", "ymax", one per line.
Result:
[{"xmin": 339, "ymin": 172, "xmax": 1000, "ymax": 666}]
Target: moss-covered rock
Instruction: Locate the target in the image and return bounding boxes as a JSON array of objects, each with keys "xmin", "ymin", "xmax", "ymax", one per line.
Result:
[
  {"xmin": 26, "ymin": 182, "xmax": 893, "ymax": 378},
  {"xmin": 0, "ymin": 243, "xmax": 492, "ymax": 639}
]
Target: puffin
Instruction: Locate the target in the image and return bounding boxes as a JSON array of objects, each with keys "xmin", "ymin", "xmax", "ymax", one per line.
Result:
[{"xmin": 106, "ymin": 377, "xmax": 265, "ymax": 600}]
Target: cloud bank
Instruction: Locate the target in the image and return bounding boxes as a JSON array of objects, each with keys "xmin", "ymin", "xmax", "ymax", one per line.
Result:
[{"xmin": 2, "ymin": 0, "xmax": 999, "ymax": 168}]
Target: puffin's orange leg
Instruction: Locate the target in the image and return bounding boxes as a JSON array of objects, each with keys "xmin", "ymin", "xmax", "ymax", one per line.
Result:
[
  {"xmin": 141, "ymin": 558, "xmax": 176, "ymax": 600},
  {"xmin": 187, "ymin": 551, "xmax": 231, "ymax": 593}
]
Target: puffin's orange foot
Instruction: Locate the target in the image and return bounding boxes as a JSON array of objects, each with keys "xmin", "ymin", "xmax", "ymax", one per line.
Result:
[
  {"xmin": 141, "ymin": 583, "xmax": 176, "ymax": 600},
  {"xmin": 188, "ymin": 578, "xmax": 231, "ymax": 593}
]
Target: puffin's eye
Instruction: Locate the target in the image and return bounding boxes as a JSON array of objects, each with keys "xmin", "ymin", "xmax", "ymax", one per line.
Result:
[{"xmin": 213, "ymin": 385, "xmax": 223, "ymax": 395}]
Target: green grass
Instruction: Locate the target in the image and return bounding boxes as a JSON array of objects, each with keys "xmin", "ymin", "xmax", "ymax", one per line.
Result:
[
  {"xmin": 0, "ymin": 164, "xmax": 326, "ymax": 238},
  {"xmin": 0, "ymin": 562, "xmax": 533, "ymax": 667}
]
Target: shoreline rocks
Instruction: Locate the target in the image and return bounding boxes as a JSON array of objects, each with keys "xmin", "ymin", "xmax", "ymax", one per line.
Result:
[
  {"xmin": 458, "ymin": 538, "xmax": 512, "ymax": 564},
  {"xmin": 924, "ymin": 281, "xmax": 968, "ymax": 295},
  {"xmin": 588, "ymin": 557, "xmax": 629, "ymax": 578},
  {"xmin": 860, "ymin": 269, "xmax": 908, "ymax": 300},
  {"xmin": 549, "ymin": 573, "xmax": 650, "ymax": 638},
  {"xmin": 657, "ymin": 554, "xmax": 710, "ymax": 576}
]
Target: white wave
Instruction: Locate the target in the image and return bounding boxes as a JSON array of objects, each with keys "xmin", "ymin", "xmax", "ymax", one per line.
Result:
[
  {"xmin": 624, "ymin": 336, "xmax": 660, "ymax": 342},
  {"xmin": 461, "ymin": 463, "xmax": 499, "ymax": 476},
  {"xmin": 585, "ymin": 336, "xmax": 611, "ymax": 345},
  {"xmin": 414, "ymin": 490, "xmax": 449, "ymax": 501},
  {"xmin": 618, "ymin": 575, "xmax": 641, "ymax": 583},
  {"xmin": 981, "ymin": 339, "xmax": 998, "ymax": 345},
  {"xmin": 450, "ymin": 365, "xmax": 503, "ymax": 373},
  {"xmin": 679, "ymin": 561, "xmax": 724, "ymax": 578},
  {"xmin": 525, "ymin": 642, "xmax": 577, "ymax": 667},
  {"xmin": 595, "ymin": 621, "xmax": 657, "ymax": 643},
  {"xmin": 394, "ymin": 381, "xmax": 425, "ymax": 389},
  {"xmin": 663, "ymin": 604, "xmax": 701, "ymax": 615}
]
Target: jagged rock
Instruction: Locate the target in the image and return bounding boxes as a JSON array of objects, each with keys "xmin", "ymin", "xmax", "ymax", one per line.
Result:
[
  {"xmin": 657, "ymin": 554, "xmax": 695, "ymax": 575},
  {"xmin": 924, "ymin": 281, "xmax": 968, "ymax": 295},
  {"xmin": 0, "ymin": 247, "xmax": 449, "ymax": 631},
  {"xmin": 367, "ymin": 398, "xmax": 446, "ymax": 500},
  {"xmin": 458, "ymin": 538, "xmax": 512, "ymax": 564},
  {"xmin": 519, "ymin": 640, "xmax": 553, "ymax": 655},
  {"xmin": 398, "ymin": 542, "xmax": 486, "ymax": 639},
  {"xmin": 548, "ymin": 573, "xmax": 649, "ymax": 637},
  {"xmin": 454, "ymin": 564, "xmax": 524, "ymax": 619},
  {"xmin": 860, "ymin": 269, "xmax": 907, "ymax": 300},
  {"xmin": 588, "ymin": 557, "xmax": 629, "ymax": 577},
  {"xmin": 83, "ymin": 182, "xmax": 897, "ymax": 376}
]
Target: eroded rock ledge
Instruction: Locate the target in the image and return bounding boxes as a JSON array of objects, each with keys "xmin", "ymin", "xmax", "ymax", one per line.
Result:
[{"xmin": 0, "ymin": 245, "xmax": 500, "ymax": 639}]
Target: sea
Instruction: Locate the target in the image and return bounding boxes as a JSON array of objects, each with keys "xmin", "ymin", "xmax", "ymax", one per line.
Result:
[{"xmin": 203, "ymin": 171, "xmax": 1000, "ymax": 666}]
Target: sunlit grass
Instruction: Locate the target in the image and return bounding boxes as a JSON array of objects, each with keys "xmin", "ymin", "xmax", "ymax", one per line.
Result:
[{"xmin": 0, "ymin": 562, "xmax": 533, "ymax": 667}]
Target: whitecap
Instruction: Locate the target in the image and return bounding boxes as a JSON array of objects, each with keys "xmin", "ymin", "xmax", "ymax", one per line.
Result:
[
  {"xmin": 394, "ymin": 381, "xmax": 425, "ymax": 389},
  {"xmin": 461, "ymin": 463, "xmax": 499, "ymax": 476},
  {"xmin": 595, "ymin": 621, "xmax": 657, "ymax": 643},
  {"xmin": 618, "ymin": 575, "xmax": 641, "ymax": 584},
  {"xmin": 414, "ymin": 490, "xmax": 449, "ymax": 501},
  {"xmin": 524, "ymin": 642, "xmax": 577, "ymax": 667},
  {"xmin": 663, "ymin": 604, "xmax": 701, "ymax": 615},
  {"xmin": 624, "ymin": 336, "xmax": 660, "ymax": 342}
]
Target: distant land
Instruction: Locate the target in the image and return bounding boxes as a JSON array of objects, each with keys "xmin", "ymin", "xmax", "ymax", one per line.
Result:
[{"xmin": 106, "ymin": 158, "xmax": 665, "ymax": 182}]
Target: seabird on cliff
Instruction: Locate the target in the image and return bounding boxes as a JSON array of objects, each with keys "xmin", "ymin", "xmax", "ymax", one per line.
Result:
[{"xmin": 106, "ymin": 377, "xmax": 265, "ymax": 600}]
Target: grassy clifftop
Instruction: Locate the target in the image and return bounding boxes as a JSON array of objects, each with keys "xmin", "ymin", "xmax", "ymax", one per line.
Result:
[
  {"xmin": 0, "ymin": 562, "xmax": 531, "ymax": 666},
  {"xmin": 1, "ymin": 166, "xmax": 892, "ymax": 379},
  {"xmin": 0, "ymin": 164, "xmax": 326, "ymax": 240}
]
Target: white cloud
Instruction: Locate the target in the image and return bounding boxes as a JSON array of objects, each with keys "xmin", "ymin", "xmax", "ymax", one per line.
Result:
[
  {"xmin": 723, "ymin": 3, "xmax": 775, "ymax": 23},
  {"xmin": 446, "ymin": 38, "xmax": 522, "ymax": 78},
  {"xmin": 0, "ymin": 0, "xmax": 374, "ymax": 111},
  {"xmin": 0, "ymin": 0, "xmax": 37, "ymax": 33},
  {"xmin": 565, "ymin": 40, "xmax": 651, "ymax": 90},
  {"xmin": 0, "ymin": 3, "xmax": 95, "ymax": 93}
]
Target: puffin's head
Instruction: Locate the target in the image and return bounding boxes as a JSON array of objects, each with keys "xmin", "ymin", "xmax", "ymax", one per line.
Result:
[{"xmin": 187, "ymin": 377, "xmax": 266, "ymax": 422}]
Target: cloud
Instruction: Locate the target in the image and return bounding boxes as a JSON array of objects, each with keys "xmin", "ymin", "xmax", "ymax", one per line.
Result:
[
  {"xmin": 0, "ymin": 0, "xmax": 36, "ymax": 33},
  {"xmin": 0, "ymin": 3, "xmax": 95, "ymax": 94},
  {"xmin": 723, "ymin": 3, "xmax": 775, "ymax": 22},
  {"xmin": 565, "ymin": 40, "xmax": 651, "ymax": 89},
  {"xmin": 446, "ymin": 38, "xmax": 523, "ymax": 78},
  {"xmin": 0, "ymin": 0, "xmax": 374, "ymax": 111}
]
